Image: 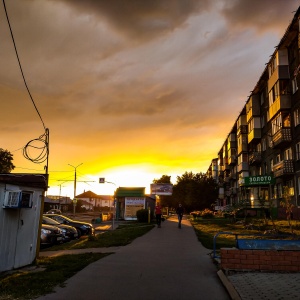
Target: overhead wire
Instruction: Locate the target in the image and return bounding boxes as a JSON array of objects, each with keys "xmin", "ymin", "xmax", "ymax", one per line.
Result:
[
  {"xmin": 23, "ymin": 129, "xmax": 49, "ymax": 164},
  {"xmin": 2, "ymin": 0, "xmax": 46, "ymax": 130},
  {"xmin": 2, "ymin": 0, "xmax": 49, "ymax": 170}
]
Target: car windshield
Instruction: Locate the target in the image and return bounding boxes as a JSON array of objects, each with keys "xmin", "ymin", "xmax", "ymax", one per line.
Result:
[{"xmin": 43, "ymin": 216, "xmax": 60, "ymax": 225}]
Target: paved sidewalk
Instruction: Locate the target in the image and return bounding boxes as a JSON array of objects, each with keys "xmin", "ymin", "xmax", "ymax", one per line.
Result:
[{"xmin": 37, "ymin": 216, "xmax": 230, "ymax": 300}]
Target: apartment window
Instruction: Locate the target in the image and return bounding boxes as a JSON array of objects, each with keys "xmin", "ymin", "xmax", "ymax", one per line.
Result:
[
  {"xmin": 270, "ymin": 159, "xmax": 274, "ymax": 171},
  {"xmin": 298, "ymin": 177, "xmax": 300, "ymax": 196},
  {"xmin": 268, "ymin": 135, "xmax": 272, "ymax": 148},
  {"xmin": 292, "ymin": 77, "xmax": 298, "ymax": 94},
  {"xmin": 272, "ymin": 115, "xmax": 282, "ymax": 135},
  {"xmin": 268, "ymin": 56, "xmax": 277, "ymax": 77},
  {"xmin": 248, "ymin": 120, "xmax": 253, "ymax": 133},
  {"xmin": 260, "ymin": 91, "xmax": 264, "ymax": 105},
  {"xmin": 269, "ymin": 88, "xmax": 275, "ymax": 106},
  {"xmin": 287, "ymin": 180, "xmax": 294, "ymax": 196},
  {"xmin": 275, "ymin": 154, "xmax": 281, "ymax": 164},
  {"xmin": 264, "ymin": 162, "xmax": 267, "ymax": 174},
  {"xmin": 257, "ymin": 143, "xmax": 261, "ymax": 152},
  {"xmin": 284, "ymin": 148, "xmax": 292, "ymax": 160},
  {"xmin": 294, "ymin": 108, "xmax": 300, "ymax": 126},
  {"xmin": 296, "ymin": 142, "xmax": 300, "ymax": 160},
  {"xmin": 262, "ymin": 138, "xmax": 266, "ymax": 151},
  {"xmin": 277, "ymin": 183, "xmax": 283, "ymax": 198},
  {"xmin": 261, "ymin": 115, "xmax": 265, "ymax": 128}
]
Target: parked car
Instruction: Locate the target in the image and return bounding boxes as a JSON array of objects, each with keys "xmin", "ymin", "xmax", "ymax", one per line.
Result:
[
  {"xmin": 40, "ymin": 223, "xmax": 63, "ymax": 248},
  {"xmin": 44, "ymin": 214, "xmax": 95, "ymax": 237},
  {"xmin": 45, "ymin": 209, "xmax": 62, "ymax": 214},
  {"xmin": 42, "ymin": 216, "xmax": 78, "ymax": 242}
]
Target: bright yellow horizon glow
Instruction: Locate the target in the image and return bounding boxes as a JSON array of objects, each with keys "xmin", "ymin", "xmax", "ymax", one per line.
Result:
[{"xmin": 46, "ymin": 162, "xmax": 208, "ymax": 199}]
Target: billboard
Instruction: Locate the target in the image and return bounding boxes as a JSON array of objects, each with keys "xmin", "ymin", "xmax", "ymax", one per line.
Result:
[{"xmin": 150, "ymin": 184, "xmax": 173, "ymax": 195}]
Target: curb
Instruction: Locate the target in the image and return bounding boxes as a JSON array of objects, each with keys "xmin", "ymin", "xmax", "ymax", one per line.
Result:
[{"xmin": 217, "ymin": 270, "xmax": 241, "ymax": 300}]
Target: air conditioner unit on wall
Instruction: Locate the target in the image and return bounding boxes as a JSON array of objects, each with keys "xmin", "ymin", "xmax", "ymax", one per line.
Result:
[{"xmin": 3, "ymin": 190, "xmax": 33, "ymax": 209}]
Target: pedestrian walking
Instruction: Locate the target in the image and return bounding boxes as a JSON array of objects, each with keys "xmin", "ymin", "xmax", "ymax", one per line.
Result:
[
  {"xmin": 176, "ymin": 203, "xmax": 184, "ymax": 228},
  {"xmin": 155, "ymin": 204, "xmax": 162, "ymax": 228}
]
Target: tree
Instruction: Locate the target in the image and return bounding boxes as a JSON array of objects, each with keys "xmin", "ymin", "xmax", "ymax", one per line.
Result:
[
  {"xmin": 280, "ymin": 186, "xmax": 294, "ymax": 234},
  {"xmin": 0, "ymin": 148, "xmax": 15, "ymax": 173},
  {"xmin": 153, "ymin": 175, "xmax": 171, "ymax": 184},
  {"xmin": 172, "ymin": 171, "xmax": 218, "ymax": 212}
]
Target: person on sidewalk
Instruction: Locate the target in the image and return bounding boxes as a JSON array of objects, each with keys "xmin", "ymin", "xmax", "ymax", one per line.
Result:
[
  {"xmin": 176, "ymin": 203, "xmax": 184, "ymax": 228},
  {"xmin": 155, "ymin": 204, "xmax": 162, "ymax": 228}
]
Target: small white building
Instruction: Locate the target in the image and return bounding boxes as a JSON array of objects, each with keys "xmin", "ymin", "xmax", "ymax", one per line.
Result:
[
  {"xmin": 75, "ymin": 190, "xmax": 114, "ymax": 210},
  {"xmin": 0, "ymin": 173, "xmax": 48, "ymax": 272}
]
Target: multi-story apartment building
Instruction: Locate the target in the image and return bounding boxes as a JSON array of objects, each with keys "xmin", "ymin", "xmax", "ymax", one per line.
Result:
[{"xmin": 207, "ymin": 7, "xmax": 300, "ymax": 218}]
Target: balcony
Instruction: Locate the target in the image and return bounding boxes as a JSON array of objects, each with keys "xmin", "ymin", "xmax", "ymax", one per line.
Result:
[
  {"xmin": 269, "ymin": 94, "xmax": 291, "ymax": 120},
  {"xmin": 237, "ymin": 142, "xmax": 248, "ymax": 155},
  {"xmin": 249, "ymin": 151, "xmax": 262, "ymax": 165},
  {"xmin": 268, "ymin": 65, "xmax": 289, "ymax": 92},
  {"xmin": 272, "ymin": 160, "xmax": 294, "ymax": 178},
  {"xmin": 237, "ymin": 162, "xmax": 249, "ymax": 173},
  {"xmin": 228, "ymin": 172, "xmax": 237, "ymax": 180},
  {"xmin": 248, "ymin": 128, "xmax": 261, "ymax": 143},
  {"xmin": 224, "ymin": 176, "xmax": 230, "ymax": 183},
  {"xmin": 246, "ymin": 94, "xmax": 260, "ymax": 122},
  {"xmin": 218, "ymin": 170, "xmax": 224, "ymax": 178},
  {"xmin": 228, "ymin": 155, "xmax": 237, "ymax": 165},
  {"xmin": 271, "ymin": 128, "xmax": 292, "ymax": 148},
  {"xmin": 237, "ymin": 125, "xmax": 247, "ymax": 136},
  {"xmin": 227, "ymin": 140, "xmax": 237, "ymax": 150}
]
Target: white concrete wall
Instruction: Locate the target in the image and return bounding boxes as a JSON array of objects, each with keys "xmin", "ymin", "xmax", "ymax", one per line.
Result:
[{"xmin": 0, "ymin": 183, "xmax": 43, "ymax": 272}]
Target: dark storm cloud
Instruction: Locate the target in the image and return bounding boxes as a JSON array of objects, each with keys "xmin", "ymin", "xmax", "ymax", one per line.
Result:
[
  {"xmin": 220, "ymin": 0, "xmax": 298, "ymax": 33},
  {"xmin": 55, "ymin": 0, "xmax": 212, "ymax": 40}
]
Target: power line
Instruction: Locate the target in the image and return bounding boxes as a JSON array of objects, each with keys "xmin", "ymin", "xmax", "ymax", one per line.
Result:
[{"xmin": 2, "ymin": 0, "xmax": 46, "ymax": 130}]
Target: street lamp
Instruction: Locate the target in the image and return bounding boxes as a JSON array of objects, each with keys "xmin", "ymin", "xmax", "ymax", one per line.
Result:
[
  {"xmin": 68, "ymin": 163, "xmax": 83, "ymax": 214},
  {"xmin": 99, "ymin": 178, "xmax": 117, "ymax": 229}
]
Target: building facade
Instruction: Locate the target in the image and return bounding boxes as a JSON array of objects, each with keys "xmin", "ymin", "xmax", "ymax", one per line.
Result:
[{"xmin": 207, "ymin": 7, "xmax": 300, "ymax": 218}]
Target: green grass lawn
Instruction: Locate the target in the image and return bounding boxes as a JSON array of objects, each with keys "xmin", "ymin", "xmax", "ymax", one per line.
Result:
[
  {"xmin": 45, "ymin": 223, "xmax": 155, "ymax": 251},
  {"xmin": 191, "ymin": 217, "xmax": 300, "ymax": 251}
]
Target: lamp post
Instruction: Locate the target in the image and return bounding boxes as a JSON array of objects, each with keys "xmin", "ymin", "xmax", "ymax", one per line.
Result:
[
  {"xmin": 68, "ymin": 163, "xmax": 83, "ymax": 215},
  {"xmin": 99, "ymin": 178, "xmax": 117, "ymax": 229}
]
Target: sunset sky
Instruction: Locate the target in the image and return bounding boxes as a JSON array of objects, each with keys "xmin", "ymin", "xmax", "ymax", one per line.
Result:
[{"xmin": 0, "ymin": 0, "xmax": 299, "ymax": 197}]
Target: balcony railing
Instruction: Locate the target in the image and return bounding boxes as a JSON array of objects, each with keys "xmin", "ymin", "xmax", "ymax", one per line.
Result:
[
  {"xmin": 271, "ymin": 128, "xmax": 292, "ymax": 148},
  {"xmin": 272, "ymin": 160, "xmax": 294, "ymax": 178},
  {"xmin": 249, "ymin": 151, "xmax": 262, "ymax": 165}
]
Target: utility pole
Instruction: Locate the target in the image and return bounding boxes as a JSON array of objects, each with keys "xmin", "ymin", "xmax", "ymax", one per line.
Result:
[
  {"xmin": 58, "ymin": 164, "xmax": 95, "ymax": 215},
  {"xmin": 68, "ymin": 163, "xmax": 83, "ymax": 215},
  {"xmin": 68, "ymin": 163, "xmax": 83, "ymax": 199}
]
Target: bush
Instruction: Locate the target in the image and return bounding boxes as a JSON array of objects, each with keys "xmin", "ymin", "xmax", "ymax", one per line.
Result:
[
  {"xmin": 136, "ymin": 209, "xmax": 152, "ymax": 222},
  {"xmin": 200, "ymin": 209, "xmax": 214, "ymax": 219},
  {"xmin": 190, "ymin": 211, "xmax": 201, "ymax": 219}
]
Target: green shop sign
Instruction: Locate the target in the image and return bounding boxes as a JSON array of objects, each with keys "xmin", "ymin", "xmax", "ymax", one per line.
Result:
[{"xmin": 244, "ymin": 175, "xmax": 275, "ymax": 186}]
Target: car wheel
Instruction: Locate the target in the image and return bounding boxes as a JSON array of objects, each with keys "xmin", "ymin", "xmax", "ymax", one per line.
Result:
[{"xmin": 76, "ymin": 229, "xmax": 82, "ymax": 238}]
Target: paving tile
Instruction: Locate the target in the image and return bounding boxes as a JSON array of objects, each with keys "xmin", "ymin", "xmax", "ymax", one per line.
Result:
[{"xmin": 228, "ymin": 272, "xmax": 300, "ymax": 300}]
